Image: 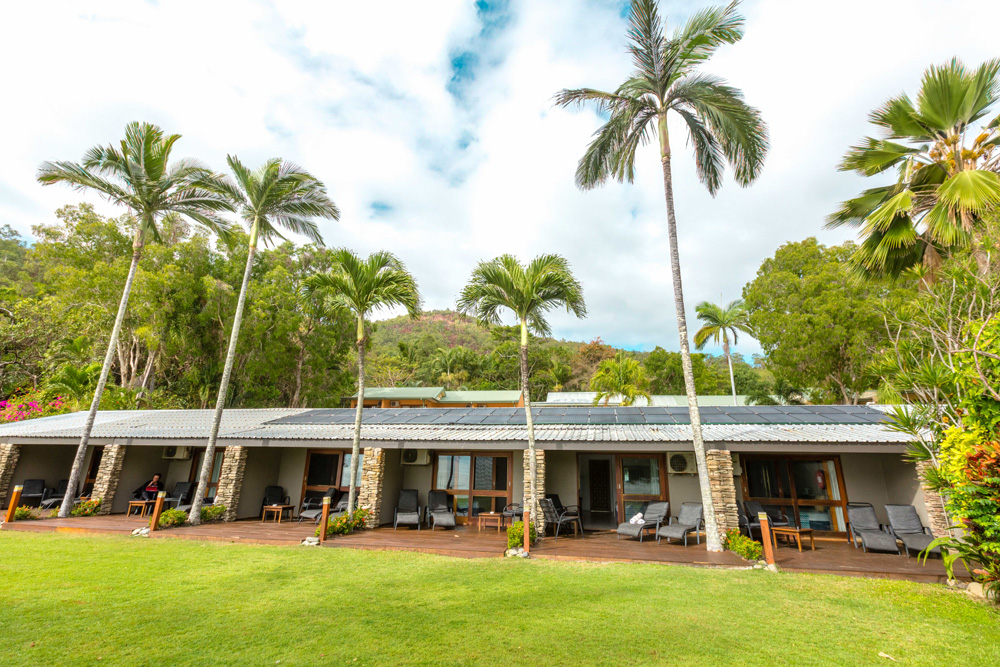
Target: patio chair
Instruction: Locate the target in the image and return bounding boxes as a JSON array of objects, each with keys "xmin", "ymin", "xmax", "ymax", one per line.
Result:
[
  {"xmin": 298, "ymin": 488, "xmax": 339, "ymax": 523},
  {"xmin": 501, "ymin": 502, "xmax": 523, "ymax": 527},
  {"xmin": 18, "ymin": 479, "xmax": 48, "ymax": 508},
  {"xmin": 885, "ymin": 504, "xmax": 940, "ymax": 558},
  {"xmin": 616, "ymin": 501, "xmax": 668, "ymax": 542},
  {"xmin": 39, "ymin": 480, "xmax": 70, "ymax": 510},
  {"xmin": 656, "ymin": 503, "xmax": 704, "ymax": 546},
  {"xmin": 744, "ymin": 501, "xmax": 791, "ymax": 528},
  {"xmin": 545, "ymin": 494, "xmax": 580, "ymax": 517},
  {"xmin": 539, "ymin": 498, "xmax": 584, "ymax": 539},
  {"xmin": 393, "ymin": 489, "xmax": 422, "ymax": 530},
  {"xmin": 427, "ymin": 490, "xmax": 456, "ymax": 530},
  {"xmin": 846, "ymin": 503, "xmax": 899, "ymax": 554},
  {"xmin": 260, "ymin": 486, "xmax": 290, "ymax": 513},
  {"xmin": 163, "ymin": 481, "xmax": 195, "ymax": 509}
]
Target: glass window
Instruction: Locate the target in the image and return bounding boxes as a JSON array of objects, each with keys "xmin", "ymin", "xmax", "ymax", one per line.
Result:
[
  {"xmin": 471, "ymin": 496, "xmax": 503, "ymax": 516},
  {"xmin": 436, "ymin": 455, "xmax": 471, "ymax": 490},
  {"xmin": 746, "ymin": 460, "xmax": 791, "ymax": 499},
  {"xmin": 473, "ymin": 456, "xmax": 508, "ymax": 491},
  {"xmin": 306, "ymin": 454, "xmax": 339, "ymax": 487},
  {"xmin": 341, "ymin": 453, "xmax": 364, "ymax": 487},
  {"xmin": 622, "ymin": 457, "xmax": 660, "ymax": 496},
  {"xmin": 453, "ymin": 495, "xmax": 469, "ymax": 518},
  {"xmin": 789, "ymin": 460, "xmax": 831, "ymax": 501},
  {"xmin": 796, "ymin": 504, "xmax": 834, "ymax": 531}
]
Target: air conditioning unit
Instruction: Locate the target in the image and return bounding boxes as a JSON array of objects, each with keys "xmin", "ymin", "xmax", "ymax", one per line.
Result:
[
  {"xmin": 732, "ymin": 453, "xmax": 743, "ymax": 476},
  {"xmin": 389, "ymin": 400, "xmax": 400, "ymax": 408},
  {"xmin": 162, "ymin": 446, "xmax": 192, "ymax": 460},
  {"xmin": 401, "ymin": 449, "xmax": 430, "ymax": 465},
  {"xmin": 668, "ymin": 452, "xmax": 697, "ymax": 475}
]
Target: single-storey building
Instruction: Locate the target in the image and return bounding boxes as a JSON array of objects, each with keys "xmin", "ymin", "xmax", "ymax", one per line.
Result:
[
  {"xmin": 0, "ymin": 405, "xmax": 947, "ymax": 539},
  {"xmin": 350, "ymin": 388, "xmax": 524, "ymax": 409}
]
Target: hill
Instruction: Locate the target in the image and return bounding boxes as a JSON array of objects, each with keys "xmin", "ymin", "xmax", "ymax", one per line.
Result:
[{"xmin": 371, "ymin": 310, "xmax": 497, "ymax": 352}]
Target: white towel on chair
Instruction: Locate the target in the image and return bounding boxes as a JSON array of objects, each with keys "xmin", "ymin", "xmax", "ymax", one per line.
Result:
[{"xmin": 629, "ymin": 513, "xmax": 645, "ymax": 525}]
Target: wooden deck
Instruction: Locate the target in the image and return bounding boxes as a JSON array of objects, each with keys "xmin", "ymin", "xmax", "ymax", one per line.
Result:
[{"xmin": 2, "ymin": 517, "xmax": 965, "ymax": 583}]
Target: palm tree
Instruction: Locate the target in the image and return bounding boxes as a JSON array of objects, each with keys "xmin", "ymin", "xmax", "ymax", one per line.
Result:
[
  {"xmin": 457, "ymin": 254, "xmax": 586, "ymax": 530},
  {"xmin": 305, "ymin": 250, "xmax": 421, "ymax": 517},
  {"xmin": 555, "ymin": 0, "xmax": 768, "ymax": 551},
  {"xmin": 828, "ymin": 58, "xmax": 1000, "ymax": 278},
  {"xmin": 187, "ymin": 157, "xmax": 338, "ymax": 524},
  {"xmin": 37, "ymin": 122, "xmax": 233, "ymax": 518},
  {"xmin": 45, "ymin": 363, "xmax": 101, "ymax": 406},
  {"xmin": 694, "ymin": 299, "xmax": 751, "ymax": 403},
  {"xmin": 590, "ymin": 351, "xmax": 651, "ymax": 406}
]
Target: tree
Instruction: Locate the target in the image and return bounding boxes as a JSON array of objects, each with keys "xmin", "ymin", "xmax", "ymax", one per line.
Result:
[
  {"xmin": 694, "ymin": 299, "xmax": 751, "ymax": 403},
  {"xmin": 458, "ymin": 254, "xmax": 586, "ymax": 531},
  {"xmin": 643, "ymin": 347, "xmax": 725, "ymax": 395},
  {"xmin": 305, "ymin": 250, "xmax": 420, "ymax": 517},
  {"xmin": 743, "ymin": 238, "xmax": 914, "ymax": 404},
  {"xmin": 590, "ymin": 351, "xmax": 651, "ymax": 406},
  {"xmin": 555, "ymin": 0, "xmax": 767, "ymax": 551},
  {"xmin": 37, "ymin": 122, "xmax": 233, "ymax": 517},
  {"xmin": 188, "ymin": 157, "xmax": 338, "ymax": 524},
  {"xmin": 828, "ymin": 58, "xmax": 1000, "ymax": 278}
]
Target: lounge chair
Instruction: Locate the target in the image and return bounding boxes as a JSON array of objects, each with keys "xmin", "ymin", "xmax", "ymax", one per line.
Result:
[
  {"xmin": 298, "ymin": 488, "xmax": 339, "ymax": 523},
  {"xmin": 18, "ymin": 479, "xmax": 48, "ymax": 508},
  {"xmin": 539, "ymin": 498, "xmax": 584, "ymax": 539},
  {"xmin": 39, "ymin": 480, "xmax": 70, "ymax": 510},
  {"xmin": 846, "ymin": 503, "xmax": 899, "ymax": 554},
  {"xmin": 501, "ymin": 503, "xmax": 523, "ymax": 527},
  {"xmin": 886, "ymin": 504, "xmax": 940, "ymax": 558},
  {"xmin": 393, "ymin": 489, "xmax": 422, "ymax": 530},
  {"xmin": 657, "ymin": 502, "xmax": 704, "ymax": 546},
  {"xmin": 616, "ymin": 501, "xmax": 668, "ymax": 542},
  {"xmin": 427, "ymin": 490, "xmax": 456, "ymax": 530},
  {"xmin": 163, "ymin": 481, "xmax": 195, "ymax": 510}
]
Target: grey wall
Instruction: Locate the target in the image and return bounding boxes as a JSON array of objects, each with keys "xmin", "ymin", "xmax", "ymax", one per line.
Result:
[
  {"xmin": 380, "ymin": 449, "xmax": 403, "ymax": 526},
  {"xmin": 277, "ymin": 448, "xmax": 308, "ymax": 510},
  {"xmin": 545, "ymin": 450, "xmax": 578, "ymax": 506},
  {"xmin": 114, "ymin": 446, "xmax": 166, "ymax": 514},
  {"xmin": 5, "ymin": 444, "xmax": 76, "ymax": 508},
  {"xmin": 840, "ymin": 453, "xmax": 927, "ymax": 526},
  {"xmin": 236, "ymin": 448, "xmax": 282, "ymax": 520}
]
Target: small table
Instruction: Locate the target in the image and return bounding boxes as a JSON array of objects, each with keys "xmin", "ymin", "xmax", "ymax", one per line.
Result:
[
  {"xmin": 477, "ymin": 512, "xmax": 503, "ymax": 532},
  {"xmin": 771, "ymin": 526, "xmax": 815, "ymax": 552},
  {"xmin": 261, "ymin": 505, "xmax": 295, "ymax": 523},
  {"xmin": 127, "ymin": 500, "xmax": 154, "ymax": 518}
]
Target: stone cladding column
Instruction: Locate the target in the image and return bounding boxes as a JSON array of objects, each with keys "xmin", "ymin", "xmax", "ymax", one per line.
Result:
[
  {"xmin": 357, "ymin": 447, "xmax": 385, "ymax": 528},
  {"xmin": 706, "ymin": 449, "xmax": 739, "ymax": 541},
  {"xmin": 215, "ymin": 445, "xmax": 248, "ymax": 522},
  {"xmin": 92, "ymin": 443, "xmax": 127, "ymax": 515}
]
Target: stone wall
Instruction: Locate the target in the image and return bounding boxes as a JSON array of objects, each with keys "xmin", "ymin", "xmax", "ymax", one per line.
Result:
[
  {"xmin": 916, "ymin": 460, "xmax": 951, "ymax": 537},
  {"xmin": 215, "ymin": 446, "xmax": 248, "ymax": 522},
  {"xmin": 0, "ymin": 444, "xmax": 21, "ymax": 507},
  {"xmin": 522, "ymin": 449, "xmax": 546, "ymax": 534},
  {"xmin": 357, "ymin": 447, "xmax": 385, "ymax": 528},
  {"xmin": 92, "ymin": 444, "xmax": 127, "ymax": 515},
  {"xmin": 706, "ymin": 449, "xmax": 739, "ymax": 541}
]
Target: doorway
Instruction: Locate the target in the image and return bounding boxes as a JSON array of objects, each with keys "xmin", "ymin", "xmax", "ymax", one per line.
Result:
[{"xmin": 578, "ymin": 454, "xmax": 616, "ymax": 529}]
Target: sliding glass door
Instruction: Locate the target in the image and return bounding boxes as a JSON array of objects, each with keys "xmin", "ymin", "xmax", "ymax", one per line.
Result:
[
  {"xmin": 616, "ymin": 454, "xmax": 667, "ymax": 521},
  {"xmin": 433, "ymin": 452, "xmax": 512, "ymax": 523},
  {"xmin": 741, "ymin": 455, "xmax": 848, "ymax": 533}
]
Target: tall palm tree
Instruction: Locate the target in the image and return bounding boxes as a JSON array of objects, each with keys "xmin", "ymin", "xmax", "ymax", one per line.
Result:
[
  {"xmin": 305, "ymin": 250, "xmax": 421, "ymax": 516},
  {"xmin": 37, "ymin": 122, "xmax": 233, "ymax": 518},
  {"xmin": 457, "ymin": 254, "xmax": 586, "ymax": 529},
  {"xmin": 828, "ymin": 58, "xmax": 1000, "ymax": 278},
  {"xmin": 555, "ymin": 0, "xmax": 768, "ymax": 551},
  {"xmin": 590, "ymin": 351, "xmax": 651, "ymax": 406},
  {"xmin": 694, "ymin": 299, "xmax": 751, "ymax": 403},
  {"xmin": 187, "ymin": 157, "xmax": 338, "ymax": 524}
]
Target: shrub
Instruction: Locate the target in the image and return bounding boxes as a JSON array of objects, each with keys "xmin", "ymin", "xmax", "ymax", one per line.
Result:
[
  {"xmin": 506, "ymin": 521, "xmax": 537, "ymax": 550},
  {"xmin": 201, "ymin": 504, "xmax": 226, "ymax": 523},
  {"xmin": 13, "ymin": 505, "xmax": 37, "ymax": 521},
  {"xmin": 70, "ymin": 498, "xmax": 101, "ymax": 517},
  {"xmin": 723, "ymin": 529, "xmax": 763, "ymax": 561},
  {"xmin": 315, "ymin": 508, "xmax": 371, "ymax": 538},
  {"xmin": 0, "ymin": 391, "xmax": 70, "ymax": 423},
  {"xmin": 155, "ymin": 508, "xmax": 188, "ymax": 529}
]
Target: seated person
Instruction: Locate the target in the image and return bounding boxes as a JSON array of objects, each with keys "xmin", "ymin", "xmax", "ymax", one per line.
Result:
[{"xmin": 136, "ymin": 473, "xmax": 164, "ymax": 501}]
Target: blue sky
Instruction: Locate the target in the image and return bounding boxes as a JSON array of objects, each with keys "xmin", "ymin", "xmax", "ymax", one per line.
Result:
[{"xmin": 1, "ymin": 0, "xmax": 996, "ymax": 357}]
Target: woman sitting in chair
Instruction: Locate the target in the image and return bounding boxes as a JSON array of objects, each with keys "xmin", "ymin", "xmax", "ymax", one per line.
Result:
[{"xmin": 136, "ymin": 473, "xmax": 164, "ymax": 501}]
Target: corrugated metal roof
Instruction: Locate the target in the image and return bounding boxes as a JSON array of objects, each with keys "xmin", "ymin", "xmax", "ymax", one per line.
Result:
[
  {"xmin": 353, "ymin": 387, "xmax": 445, "ymax": 400},
  {"xmin": 542, "ymin": 392, "xmax": 749, "ymax": 406},
  {"xmin": 437, "ymin": 390, "xmax": 522, "ymax": 403}
]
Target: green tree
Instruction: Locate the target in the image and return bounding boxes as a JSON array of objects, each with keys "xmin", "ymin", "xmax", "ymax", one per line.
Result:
[
  {"xmin": 44, "ymin": 362, "xmax": 100, "ymax": 406},
  {"xmin": 590, "ymin": 351, "xmax": 651, "ymax": 406},
  {"xmin": 694, "ymin": 299, "xmax": 751, "ymax": 403},
  {"xmin": 37, "ymin": 122, "xmax": 233, "ymax": 517},
  {"xmin": 189, "ymin": 156, "xmax": 338, "ymax": 524},
  {"xmin": 828, "ymin": 58, "xmax": 1000, "ymax": 278},
  {"xmin": 305, "ymin": 250, "xmax": 421, "ymax": 516},
  {"xmin": 458, "ymin": 254, "xmax": 586, "ymax": 528},
  {"xmin": 643, "ymin": 347, "xmax": 725, "ymax": 395},
  {"xmin": 555, "ymin": 0, "xmax": 768, "ymax": 551}
]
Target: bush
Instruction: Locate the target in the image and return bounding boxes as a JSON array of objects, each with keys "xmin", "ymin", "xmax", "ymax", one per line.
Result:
[
  {"xmin": 13, "ymin": 505, "xmax": 37, "ymax": 521},
  {"xmin": 723, "ymin": 529, "xmax": 763, "ymax": 561},
  {"xmin": 201, "ymin": 504, "xmax": 226, "ymax": 523},
  {"xmin": 155, "ymin": 508, "xmax": 188, "ymax": 529},
  {"xmin": 506, "ymin": 521, "xmax": 537, "ymax": 550},
  {"xmin": 315, "ymin": 508, "xmax": 371, "ymax": 538},
  {"xmin": 70, "ymin": 498, "xmax": 101, "ymax": 517}
]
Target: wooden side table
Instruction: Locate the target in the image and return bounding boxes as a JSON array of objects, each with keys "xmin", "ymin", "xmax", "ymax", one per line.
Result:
[
  {"xmin": 261, "ymin": 505, "xmax": 295, "ymax": 523},
  {"xmin": 771, "ymin": 526, "xmax": 815, "ymax": 552},
  {"xmin": 127, "ymin": 500, "xmax": 153, "ymax": 518},
  {"xmin": 477, "ymin": 512, "xmax": 503, "ymax": 532}
]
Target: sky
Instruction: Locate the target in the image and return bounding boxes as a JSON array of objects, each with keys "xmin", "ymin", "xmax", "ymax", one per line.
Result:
[{"xmin": 0, "ymin": 0, "xmax": 996, "ymax": 357}]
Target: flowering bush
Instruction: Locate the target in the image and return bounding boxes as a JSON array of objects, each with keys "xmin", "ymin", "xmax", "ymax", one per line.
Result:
[
  {"xmin": 155, "ymin": 508, "xmax": 189, "ymax": 529},
  {"xmin": 723, "ymin": 529, "xmax": 763, "ymax": 561},
  {"xmin": 70, "ymin": 498, "xmax": 102, "ymax": 517},
  {"xmin": 13, "ymin": 505, "xmax": 38, "ymax": 521},
  {"xmin": 201, "ymin": 504, "xmax": 226, "ymax": 523},
  {"xmin": 314, "ymin": 508, "xmax": 371, "ymax": 538},
  {"xmin": 0, "ymin": 391, "xmax": 70, "ymax": 423},
  {"xmin": 506, "ymin": 521, "xmax": 537, "ymax": 550}
]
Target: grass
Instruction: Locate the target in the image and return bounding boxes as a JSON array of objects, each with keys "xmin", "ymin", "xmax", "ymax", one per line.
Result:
[{"xmin": 1, "ymin": 532, "xmax": 998, "ymax": 666}]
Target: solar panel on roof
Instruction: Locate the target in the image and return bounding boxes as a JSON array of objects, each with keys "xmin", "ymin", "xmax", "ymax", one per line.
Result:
[
  {"xmin": 616, "ymin": 415, "xmax": 644, "ymax": 424},
  {"xmin": 701, "ymin": 414, "xmax": 737, "ymax": 424},
  {"xmin": 616, "ymin": 407, "xmax": 641, "ymax": 414}
]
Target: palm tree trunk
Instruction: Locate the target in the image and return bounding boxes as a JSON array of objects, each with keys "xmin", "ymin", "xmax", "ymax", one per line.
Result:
[
  {"xmin": 520, "ymin": 320, "xmax": 538, "ymax": 531},
  {"xmin": 723, "ymin": 336, "xmax": 737, "ymax": 405},
  {"xmin": 189, "ymin": 239, "xmax": 257, "ymax": 525},
  {"xmin": 58, "ymin": 239, "xmax": 144, "ymax": 517},
  {"xmin": 659, "ymin": 118, "xmax": 722, "ymax": 552},
  {"xmin": 348, "ymin": 315, "xmax": 365, "ymax": 517}
]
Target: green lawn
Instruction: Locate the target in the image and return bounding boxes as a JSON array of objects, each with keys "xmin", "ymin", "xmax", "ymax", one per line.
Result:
[{"xmin": 1, "ymin": 533, "xmax": 997, "ymax": 666}]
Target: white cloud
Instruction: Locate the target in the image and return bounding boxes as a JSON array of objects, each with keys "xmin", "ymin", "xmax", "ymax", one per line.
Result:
[{"xmin": 1, "ymin": 0, "xmax": 995, "ymax": 356}]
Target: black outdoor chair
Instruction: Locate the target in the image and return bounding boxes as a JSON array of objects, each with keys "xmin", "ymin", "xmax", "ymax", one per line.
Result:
[
  {"xmin": 744, "ymin": 500, "xmax": 791, "ymax": 529},
  {"xmin": 501, "ymin": 503, "xmax": 523, "ymax": 527},
  {"xmin": 546, "ymin": 494, "xmax": 580, "ymax": 517},
  {"xmin": 394, "ymin": 489, "xmax": 422, "ymax": 530},
  {"xmin": 427, "ymin": 490, "xmax": 456, "ymax": 530},
  {"xmin": 846, "ymin": 503, "xmax": 899, "ymax": 554},
  {"xmin": 39, "ymin": 480, "xmax": 70, "ymax": 510},
  {"xmin": 657, "ymin": 502, "xmax": 704, "ymax": 546},
  {"xmin": 539, "ymin": 498, "xmax": 584, "ymax": 539},
  {"xmin": 616, "ymin": 501, "xmax": 669, "ymax": 542},
  {"xmin": 18, "ymin": 479, "xmax": 48, "ymax": 508},
  {"xmin": 163, "ymin": 481, "xmax": 195, "ymax": 510},
  {"xmin": 886, "ymin": 504, "xmax": 940, "ymax": 558},
  {"xmin": 298, "ymin": 487, "xmax": 340, "ymax": 523}
]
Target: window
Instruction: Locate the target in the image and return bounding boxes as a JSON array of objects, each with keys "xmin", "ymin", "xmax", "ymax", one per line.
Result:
[
  {"xmin": 618, "ymin": 455, "xmax": 666, "ymax": 519},
  {"xmin": 433, "ymin": 453, "xmax": 512, "ymax": 523},
  {"xmin": 741, "ymin": 455, "xmax": 847, "ymax": 532},
  {"xmin": 341, "ymin": 452, "xmax": 364, "ymax": 487}
]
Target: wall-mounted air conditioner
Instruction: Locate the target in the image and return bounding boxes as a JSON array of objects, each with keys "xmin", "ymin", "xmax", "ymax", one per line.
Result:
[
  {"xmin": 668, "ymin": 452, "xmax": 697, "ymax": 475},
  {"xmin": 401, "ymin": 449, "xmax": 430, "ymax": 465},
  {"xmin": 162, "ymin": 446, "xmax": 192, "ymax": 460},
  {"xmin": 389, "ymin": 400, "xmax": 400, "ymax": 408}
]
